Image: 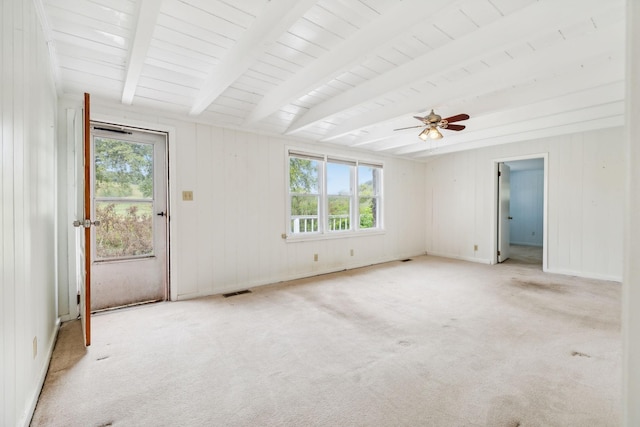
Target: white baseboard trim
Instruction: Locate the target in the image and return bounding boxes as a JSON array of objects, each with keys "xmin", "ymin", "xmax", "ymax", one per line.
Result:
[
  {"xmin": 426, "ymin": 251, "xmax": 492, "ymax": 265},
  {"xmin": 510, "ymin": 242, "xmax": 543, "ymax": 247},
  {"xmin": 21, "ymin": 317, "xmax": 61, "ymax": 427},
  {"xmin": 59, "ymin": 313, "xmax": 77, "ymax": 322},
  {"xmin": 544, "ymin": 268, "xmax": 622, "ymax": 283},
  {"xmin": 175, "ymin": 253, "xmax": 426, "ymax": 301}
]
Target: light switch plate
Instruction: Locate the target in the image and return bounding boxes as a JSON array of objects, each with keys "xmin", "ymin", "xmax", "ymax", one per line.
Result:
[{"xmin": 182, "ymin": 191, "xmax": 194, "ymax": 201}]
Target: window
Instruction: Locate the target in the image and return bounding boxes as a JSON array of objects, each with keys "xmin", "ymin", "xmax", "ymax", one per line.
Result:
[
  {"xmin": 289, "ymin": 154, "xmax": 321, "ymax": 233},
  {"xmin": 358, "ymin": 164, "xmax": 382, "ymax": 229},
  {"xmin": 327, "ymin": 159, "xmax": 354, "ymax": 232},
  {"xmin": 288, "ymin": 150, "xmax": 383, "ymax": 237}
]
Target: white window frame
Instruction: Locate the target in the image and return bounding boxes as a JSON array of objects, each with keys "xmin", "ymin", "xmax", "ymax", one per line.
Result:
[
  {"xmin": 326, "ymin": 157, "xmax": 356, "ymax": 233},
  {"xmin": 286, "ymin": 149, "xmax": 384, "ymax": 241},
  {"xmin": 288, "ymin": 151, "xmax": 324, "ymax": 235},
  {"xmin": 357, "ymin": 162, "xmax": 383, "ymax": 231}
]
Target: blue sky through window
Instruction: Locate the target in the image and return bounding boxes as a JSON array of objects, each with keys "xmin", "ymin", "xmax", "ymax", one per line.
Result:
[{"xmin": 327, "ymin": 162, "xmax": 351, "ymax": 194}]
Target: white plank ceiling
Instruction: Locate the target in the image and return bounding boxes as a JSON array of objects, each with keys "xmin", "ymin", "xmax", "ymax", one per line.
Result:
[{"xmin": 39, "ymin": 0, "xmax": 625, "ymax": 159}]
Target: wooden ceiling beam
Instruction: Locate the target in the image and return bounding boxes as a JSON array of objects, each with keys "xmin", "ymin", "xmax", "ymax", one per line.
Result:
[
  {"xmin": 412, "ymin": 111, "xmax": 624, "ymax": 158},
  {"xmin": 243, "ymin": 0, "xmax": 462, "ymax": 125},
  {"xmin": 392, "ymin": 83, "xmax": 625, "ymax": 156},
  {"xmin": 320, "ymin": 23, "xmax": 624, "ymax": 142},
  {"xmin": 286, "ymin": 0, "xmax": 616, "ymax": 135},
  {"xmin": 121, "ymin": 0, "xmax": 163, "ymax": 105},
  {"xmin": 189, "ymin": 0, "xmax": 318, "ymax": 116},
  {"xmin": 349, "ymin": 58, "xmax": 624, "ymax": 148}
]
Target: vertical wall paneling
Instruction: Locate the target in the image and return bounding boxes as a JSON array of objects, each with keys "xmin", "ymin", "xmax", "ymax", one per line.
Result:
[
  {"xmin": 624, "ymin": 2, "xmax": 640, "ymax": 423},
  {"xmin": 2, "ymin": 0, "xmax": 17, "ymax": 421},
  {"xmin": 55, "ymin": 105, "xmax": 70, "ymax": 319},
  {"xmin": 235, "ymin": 130, "xmax": 250, "ymax": 287},
  {"xmin": 59, "ymin": 108, "xmax": 78, "ymax": 320},
  {"xmin": 266, "ymin": 135, "xmax": 286, "ymax": 280},
  {"xmin": 2, "ymin": 0, "xmax": 59, "ymax": 425},
  {"xmin": 195, "ymin": 123, "xmax": 214, "ymax": 293},
  {"xmin": 15, "ymin": 0, "xmax": 27, "ymax": 407},
  {"xmin": 244, "ymin": 132, "xmax": 262, "ymax": 283},
  {"xmin": 210, "ymin": 126, "xmax": 226, "ymax": 291},
  {"xmin": 255, "ymin": 134, "xmax": 271, "ymax": 280},
  {"xmin": 568, "ymin": 134, "xmax": 585, "ymax": 271},
  {"xmin": 424, "ymin": 128, "xmax": 624, "ymax": 281},
  {"xmin": 176, "ymin": 123, "xmax": 198, "ymax": 296},
  {"xmin": 222, "ymin": 128, "xmax": 239, "ymax": 287},
  {"xmin": 82, "ymin": 101, "xmax": 426, "ymax": 299}
]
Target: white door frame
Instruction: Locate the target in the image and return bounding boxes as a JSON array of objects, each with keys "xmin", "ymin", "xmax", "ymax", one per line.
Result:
[
  {"xmin": 90, "ymin": 113, "xmax": 178, "ymax": 301},
  {"xmin": 491, "ymin": 153, "xmax": 549, "ymax": 271}
]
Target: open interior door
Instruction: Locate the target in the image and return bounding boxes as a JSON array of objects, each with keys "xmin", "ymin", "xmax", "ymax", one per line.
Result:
[
  {"xmin": 498, "ymin": 162, "xmax": 511, "ymax": 263},
  {"xmin": 71, "ymin": 93, "xmax": 93, "ymax": 346}
]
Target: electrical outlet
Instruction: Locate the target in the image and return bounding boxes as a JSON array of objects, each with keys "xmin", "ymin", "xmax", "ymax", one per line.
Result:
[
  {"xmin": 314, "ymin": 254, "xmax": 318, "ymax": 262},
  {"xmin": 33, "ymin": 336, "xmax": 37, "ymax": 359},
  {"xmin": 350, "ymin": 249, "xmax": 354, "ymax": 256},
  {"xmin": 474, "ymin": 245, "xmax": 478, "ymax": 251},
  {"xmin": 182, "ymin": 190, "xmax": 194, "ymax": 201}
]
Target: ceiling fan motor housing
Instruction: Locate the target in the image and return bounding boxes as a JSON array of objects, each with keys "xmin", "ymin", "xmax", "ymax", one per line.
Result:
[{"xmin": 425, "ymin": 109, "xmax": 442, "ymax": 125}]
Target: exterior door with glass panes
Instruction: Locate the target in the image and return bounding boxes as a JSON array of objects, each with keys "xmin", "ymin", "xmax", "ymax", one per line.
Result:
[{"xmin": 90, "ymin": 125, "xmax": 168, "ymax": 311}]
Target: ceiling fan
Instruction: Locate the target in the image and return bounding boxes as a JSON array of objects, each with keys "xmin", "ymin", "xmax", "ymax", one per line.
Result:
[{"xmin": 394, "ymin": 109, "xmax": 470, "ymax": 140}]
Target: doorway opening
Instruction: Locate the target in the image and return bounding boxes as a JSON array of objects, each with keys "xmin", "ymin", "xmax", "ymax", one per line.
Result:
[
  {"xmin": 494, "ymin": 155, "xmax": 547, "ymax": 270},
  {"xmin": 90, "ymin": 123, "xmax": 169, "ymax": 311}
]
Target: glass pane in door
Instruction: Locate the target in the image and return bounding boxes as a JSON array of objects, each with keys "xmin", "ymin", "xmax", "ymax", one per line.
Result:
[
  {"xmin": 93, "ymin": 137, "xmax": 154, "ymax": 260},
  {"xmin": 95, "ymin": 201, "xmax": 153, "ymax": 258}
]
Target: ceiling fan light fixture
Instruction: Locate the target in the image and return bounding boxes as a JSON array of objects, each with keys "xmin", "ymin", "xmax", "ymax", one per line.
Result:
[
  {"xmin": 428, "ymin": 126, "xmax": 443, "ymax": 140},
  {"xmin": 400, "ymin": 109, "xmax": 469, "ymax": 141}
]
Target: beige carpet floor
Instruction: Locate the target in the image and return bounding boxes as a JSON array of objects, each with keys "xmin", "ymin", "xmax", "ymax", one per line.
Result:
[{"xmin": 31, "ymin": 255, "xmax": 621, "ymax": 426}]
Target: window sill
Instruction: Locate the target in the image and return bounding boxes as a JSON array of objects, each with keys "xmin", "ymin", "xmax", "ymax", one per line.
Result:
[{"xmin": 284, "ymin": 229, "xmax": 386, "ymax": 243}]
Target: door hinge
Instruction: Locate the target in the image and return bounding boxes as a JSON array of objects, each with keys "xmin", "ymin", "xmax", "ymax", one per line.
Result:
[
  {"xmin": 73, "ymin": 219, "xmax": 101, "ymax": 228},
  {"xmin": 497, "ymin": 250, "xmax": 501, "ymax": 256},
  {"xmin": 76, "ymin": 293, "xmax": 81, "ymax": 305},
  {"xmin": 498, "ymin": 171, "xmax": 502, "ymax": 177}
]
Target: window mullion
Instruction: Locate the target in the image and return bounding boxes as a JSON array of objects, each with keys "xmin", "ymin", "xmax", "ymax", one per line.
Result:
[
  {"xmin": 321, "ymin": 158, "xmax": 326, "ymax": 234},
  {"xmin": 352, "ymin": 164, "xmax": 357, "ymax": 231}
]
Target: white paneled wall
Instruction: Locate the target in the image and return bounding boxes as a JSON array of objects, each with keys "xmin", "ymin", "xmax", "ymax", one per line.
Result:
[
  {"xmin": 425, "ymin": 128, "xmax": 624, "ymax": 281},
  {"xmin": 625, "ymin": 2, "xmax": 640, "ymax": 422},
  {"xmin": 173, "ymin": 123, "xmax": 426, "ymax": 298},
  {"xmin": 62, "ymin": 101, "xmax": 426, "ymax": 300},
  {"xmin": 509, "ymin": 169, "xmax": 544, "ymax": 246},
  {"xmin": 1, "ymin": 1, "xmax": 59, "ymax": 426}
]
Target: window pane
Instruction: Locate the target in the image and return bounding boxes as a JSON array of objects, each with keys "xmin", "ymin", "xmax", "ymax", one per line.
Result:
[
  {"xmin": 94, "ymin": 138, "xmax": 153, "ymax": 199},
  {"xmin": 327, "ymin": 162, "xmax": 351, "ymax": 195},
  {"xmin": 328, "ymin": 195, "xmax": 351, "ymax": 231},
  {"xmin": 358, "ymin": 165, "xmax": 381, "ymax": 196},
  {"xmin": 290, "ymin": 157, "xmax": 319, "ymax": 194},
  {"xmin": 95, "ymin": 201, "xmax": 153, "ymax": 258},
  {"xmin": 290, "ymin": 195, "xmax": 319, "ymax": 233},
  {"xmin": 359, "ymin": 197, "xmax": 379, "ymax": 229}
]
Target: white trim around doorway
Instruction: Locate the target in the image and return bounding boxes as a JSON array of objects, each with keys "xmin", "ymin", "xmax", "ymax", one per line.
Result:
[{"xmin": 491, "ymin": 153, "xmax": 549, "ymax": 272}]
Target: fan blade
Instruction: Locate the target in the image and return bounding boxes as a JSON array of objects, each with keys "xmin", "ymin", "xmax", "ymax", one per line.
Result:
[
  {"xmin": 446, "ymin": 124, "xmax": 465, "ymax": 131},
  {"xmin": 442, "ymin": 113, "xmax": 470, "ymax": 123},
  {"xmin": 413, "ymin": 115, "xmax": 427, "ymax": 122},
  {"xmin": 394, "ymin": 125, "xmax": 424, "ymax": 131}
]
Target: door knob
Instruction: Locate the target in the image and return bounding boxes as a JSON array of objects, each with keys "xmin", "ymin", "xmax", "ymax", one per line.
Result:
[
  {"xmin": 157, "ymin": 212, "xmax": 166, "ymax": 217},
  {"xmin": 508, "ymin": 216, "xmax": 513, "ymax": 220}
]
